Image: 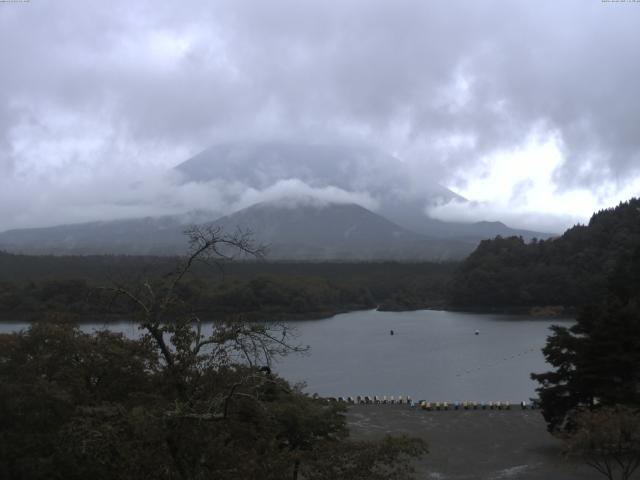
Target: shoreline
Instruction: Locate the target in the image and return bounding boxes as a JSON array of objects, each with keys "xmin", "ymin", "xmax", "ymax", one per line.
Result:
[
  {"xmin": 0, "ymin": 307, "xmax": 374, "ymax": 324},
  {"xmin": 379, "ymin": 303, "xmax": 577, "ymax": 318},
  {"xmin": 0, "ymin": 303, "xmax": 576, "ymax": 324},
  {"xmin": 347, "ymin": 405, "xmax": 598, "ymax": 480}
]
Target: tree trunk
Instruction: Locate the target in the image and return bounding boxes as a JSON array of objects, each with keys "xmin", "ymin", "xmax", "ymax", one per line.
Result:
[{"xmin": 292, "ymin": 459, "xmax": 300, "ymax": 480}]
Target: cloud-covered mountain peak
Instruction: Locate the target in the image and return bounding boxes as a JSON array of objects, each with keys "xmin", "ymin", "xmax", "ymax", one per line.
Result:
[
  {"xmin": 174, "ymin": 139, "xmax": 464, "ymax": 230},
  {"xmin": 175, "ymin": 140, "xmax": 460, "ymax": 203}
]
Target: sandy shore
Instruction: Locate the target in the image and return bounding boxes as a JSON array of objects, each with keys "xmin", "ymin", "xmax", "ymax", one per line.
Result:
[{"xmin": 347, "ymin": 405, "xmax": 601, "ymax": 480}]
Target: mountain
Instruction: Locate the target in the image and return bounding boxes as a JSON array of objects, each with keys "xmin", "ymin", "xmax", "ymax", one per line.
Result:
[
  {"xmin": 0, "ymin": 201, "xmax": 475, "ymax": 260},
  {"xmin": 0, "ymin": 211, "xmax": 218, "ymax": 255},
  {"xmin": 0, "ymin": 140, "xmax": 553, "ymax": 258},
  {"xmin": 176, "ymin": 140, "xmax": 551, "ymax": 241},
  {"xmin": 209, "ymin": 200, "xmax": 474, "ymax": 260},
  {"xmin": 415, "ymin": 218, "xmax": 551, "ymax": 242},
  {"xmin": 449, "ymin": 198, "xmax": 640, "ymax": 309}
]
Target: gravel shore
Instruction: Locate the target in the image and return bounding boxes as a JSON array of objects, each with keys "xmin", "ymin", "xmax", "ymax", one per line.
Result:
[{"xmin": 347, "ymin": 405, "xmax": 601, "ymax": 480}]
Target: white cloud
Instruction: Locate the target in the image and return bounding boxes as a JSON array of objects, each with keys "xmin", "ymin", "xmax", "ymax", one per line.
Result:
[
  {"xmin": 232, "ymin": 179, "xmax": 379, "ymax": 211},
  {"xmin": 1, "ymin": 0, "xmax": 640, "ymax": 232},
  {"xmin": 428, "ymin": 130, "xmax": 640, "ymax": 232}
]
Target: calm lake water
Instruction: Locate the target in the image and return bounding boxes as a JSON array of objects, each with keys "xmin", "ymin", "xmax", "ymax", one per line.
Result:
[{"xmin": 0, "ymin": 309, "xmax": 572, "ymax": 402}]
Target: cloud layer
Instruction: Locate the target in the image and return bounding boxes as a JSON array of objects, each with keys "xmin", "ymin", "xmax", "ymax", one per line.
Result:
[{"xmin": 1, "ymin": 0, "xmax": 639, "ymax": 231}]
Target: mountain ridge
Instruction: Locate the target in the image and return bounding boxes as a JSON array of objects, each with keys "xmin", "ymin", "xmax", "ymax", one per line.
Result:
[
  {"xmin": 0, "ymin": 199, "xmax": 551, "ymax": 260},
  {"xmin": 208, "ymin": 200, "xmax": 473, "ymax": 260}
]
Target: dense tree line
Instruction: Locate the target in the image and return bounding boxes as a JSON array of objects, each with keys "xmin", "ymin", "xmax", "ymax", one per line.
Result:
[
  {"xmin": 449, "ymin": 198, "xmax": 640, "ymax": 309},
  {"xmin": 0, "ymin": 254, "xmax": 455, "ymax": 319},
  {"xmin": 0, "ymin": 276, "xmax": 375, "ymax": 321},
  {"xmin": 0, "ymin": 252, "xmax": 454, "ymax": 286}
]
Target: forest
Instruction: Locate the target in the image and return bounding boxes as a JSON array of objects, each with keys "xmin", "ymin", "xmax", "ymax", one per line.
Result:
[
  {"xmin": 448, "ymin": 198, "xmax": 640, "ymax": 310},
  {"xmin": 0, "ymin": 253, "xmax": 454, "ymax": 321}
]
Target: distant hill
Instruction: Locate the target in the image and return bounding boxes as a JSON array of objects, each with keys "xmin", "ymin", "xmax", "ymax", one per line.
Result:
[
  {"xmin": 210, "ymin": 200, "xmax": 474, "ymax": 260},
  {"xmin": 406, "ymin": 217, "xmax": 550, "ymax": 242},
  {"xmin": 449, "ymin": 198, "xmax": 640, "ymax": 309},
  {"xmin": 0, "ymin": 211, "xmax": 218, "ymax": 255}
]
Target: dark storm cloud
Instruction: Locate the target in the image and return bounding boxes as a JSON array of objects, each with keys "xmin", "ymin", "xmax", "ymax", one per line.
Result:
[{"xmin": 0, "ymin": 0, "xmax": 638, "ymax": 230}]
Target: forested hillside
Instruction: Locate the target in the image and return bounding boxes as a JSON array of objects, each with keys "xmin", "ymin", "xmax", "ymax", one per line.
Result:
[
  {"xmin": 449, "ymin": 198, "xmax": 640, "ymax": 309},
  {"xmin": 0, "ymin": 253, "xmax": 454, "ymax": 320}
]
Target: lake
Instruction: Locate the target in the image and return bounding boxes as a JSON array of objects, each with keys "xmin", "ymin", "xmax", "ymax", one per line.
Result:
[
  {"xmin": 0, "ymin": 309, "xmax": 572, "ymax": 402},
  {"xmin": 274, "ymin": 309, "xmax": 573, "ymax": 402}
]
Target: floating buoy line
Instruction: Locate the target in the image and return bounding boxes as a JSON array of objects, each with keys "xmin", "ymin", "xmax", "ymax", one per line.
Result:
[{"xmin": 455, "ymin": 347, "xmax": 539, "ymax": 377}]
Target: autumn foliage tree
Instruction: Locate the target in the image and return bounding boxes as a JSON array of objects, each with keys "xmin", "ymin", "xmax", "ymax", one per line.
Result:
[{"xmin": 564, "ymin": 407, "xmax": 640, "ymax": 480}]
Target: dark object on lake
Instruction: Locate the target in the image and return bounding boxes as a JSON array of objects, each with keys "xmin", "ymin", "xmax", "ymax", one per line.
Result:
[
  {"xmin": 390, "ymin": 329, "xmax": 394, "ymax": 336},
  {"xmin": 475, "ymin": 330, "xmax": 480, "ymax": 335}
]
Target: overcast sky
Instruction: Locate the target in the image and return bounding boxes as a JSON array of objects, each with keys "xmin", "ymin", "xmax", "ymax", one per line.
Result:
[{"xmin": 1, "ymin": 0, "xmax": 639, "ymax": 232}]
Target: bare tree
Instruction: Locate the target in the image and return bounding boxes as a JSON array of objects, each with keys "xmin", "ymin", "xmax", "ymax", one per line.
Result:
[
  {"xmin": 104, "ymin": 225, "xmax": 305, "ymax": 408},
  {"xmin": 564, "ymin": 406, "xmax": 640, "ymax": 480}
]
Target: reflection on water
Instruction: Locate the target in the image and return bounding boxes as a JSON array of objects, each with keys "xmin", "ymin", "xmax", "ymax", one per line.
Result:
[{"xmin": 0, "ymin": 309, "xmax": 573, "ymax": 402}]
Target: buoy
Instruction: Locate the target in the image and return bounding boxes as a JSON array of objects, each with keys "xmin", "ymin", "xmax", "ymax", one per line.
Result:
[
  {"xmin": 475, "ymin": 330, "xmax": 480, "ymax": 335},
  {"xmin": 390, "ymin": 329, "xmax": 394, "ymax": 336}
]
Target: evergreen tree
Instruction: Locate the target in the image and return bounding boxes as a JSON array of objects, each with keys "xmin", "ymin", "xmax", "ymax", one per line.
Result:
[{"xmin": 532, "ymin": 247, "xmax": 640, "ymax": 433}]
